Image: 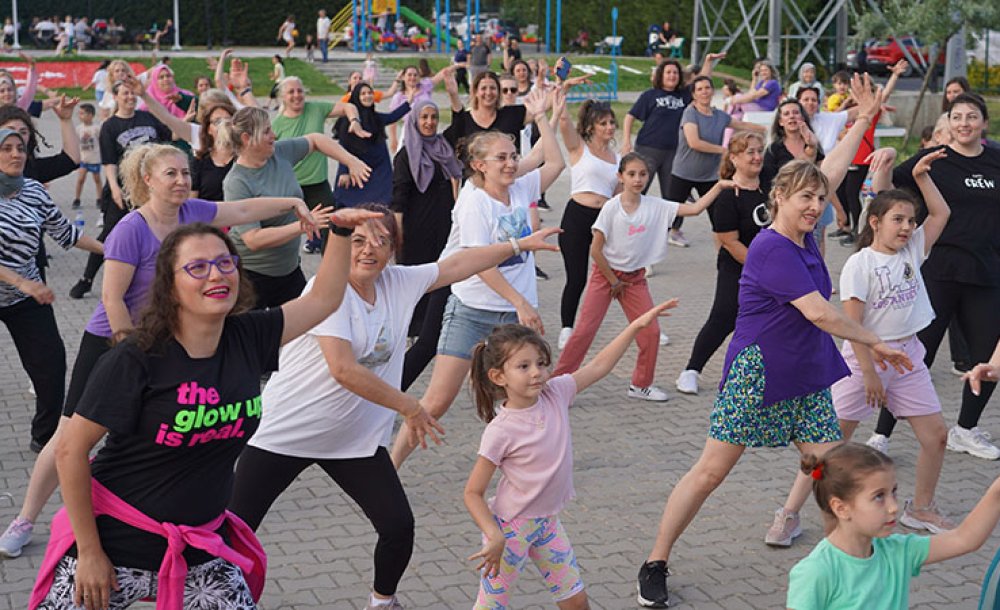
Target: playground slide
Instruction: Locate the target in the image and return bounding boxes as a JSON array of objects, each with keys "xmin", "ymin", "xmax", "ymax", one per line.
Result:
[{"xmin": 398, "ymin": 6, "xmax": 458, "ymax": 49}]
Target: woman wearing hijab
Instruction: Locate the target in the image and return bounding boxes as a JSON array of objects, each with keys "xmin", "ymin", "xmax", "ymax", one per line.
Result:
[
  {"xmin": 0, "ymin": 129, "xmax": 103, "ymax": 454},
  {"xmin": 332, "ymin": 83, "xmax": 411, "ymax": 208},
  {"xmin": 391, "ymin": 100, "xmax": 463, "ymax": 389},
  {"xmin": 142, "ymin": 64, "xmax": 194, "ymax": 120}
]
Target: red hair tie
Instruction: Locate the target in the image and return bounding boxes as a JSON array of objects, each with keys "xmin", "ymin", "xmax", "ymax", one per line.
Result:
[{"xmin": 811, "ymin": 464, "xmax": 824, "ymax": 480}]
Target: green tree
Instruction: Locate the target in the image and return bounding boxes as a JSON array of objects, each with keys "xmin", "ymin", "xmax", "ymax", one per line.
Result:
[{"xmin": 854, "ymin": 0, "xmax": 1000, "ymax": 146}]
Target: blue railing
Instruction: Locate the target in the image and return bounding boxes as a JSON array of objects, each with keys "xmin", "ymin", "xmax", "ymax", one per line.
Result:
[{"xmin": 566, "ymin": 62, "xmax": 619, "ymax": 102}]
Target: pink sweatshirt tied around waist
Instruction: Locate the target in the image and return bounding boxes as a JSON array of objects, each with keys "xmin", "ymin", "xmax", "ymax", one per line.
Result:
[{"xmin": 30, "ymin": 478, "xmax": 266, "ymax": 610}]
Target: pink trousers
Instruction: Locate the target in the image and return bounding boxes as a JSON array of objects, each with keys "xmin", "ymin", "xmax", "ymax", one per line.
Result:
[{"xmin": 554, "ymin": 265, "xmax": 659, "ymax": 387}]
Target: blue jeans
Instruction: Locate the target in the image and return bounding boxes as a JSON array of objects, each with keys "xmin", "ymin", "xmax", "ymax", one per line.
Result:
[{"xmin": 436, "ymin": 294, "xmax": 519, "ymax": 359}]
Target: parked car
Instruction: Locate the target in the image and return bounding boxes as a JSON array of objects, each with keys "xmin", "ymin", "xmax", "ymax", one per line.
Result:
[{"xmin": 852, "ymin": 36, "xmax": 944, "ymax": 75}]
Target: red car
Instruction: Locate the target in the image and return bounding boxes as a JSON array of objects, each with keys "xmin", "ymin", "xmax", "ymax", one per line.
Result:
[{"xmin": 861, "ymin": 36, "xmax": 944, "ymax": 75}]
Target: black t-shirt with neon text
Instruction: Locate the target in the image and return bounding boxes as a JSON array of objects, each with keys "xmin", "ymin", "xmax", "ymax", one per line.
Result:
[{"xmin": 75, "ymin": 309, "xmax": 283, "ymax": 569}]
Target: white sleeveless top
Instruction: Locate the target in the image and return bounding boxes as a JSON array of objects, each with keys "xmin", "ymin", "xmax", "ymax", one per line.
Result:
[{"xmin": 570, "ymin": 145, "xmax": 620, "ymax": 198}]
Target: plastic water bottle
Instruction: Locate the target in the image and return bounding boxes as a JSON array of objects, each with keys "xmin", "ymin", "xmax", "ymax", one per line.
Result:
[{"xmin": 74, "ymin": 211, "xmax": 85, "ymax": 233}]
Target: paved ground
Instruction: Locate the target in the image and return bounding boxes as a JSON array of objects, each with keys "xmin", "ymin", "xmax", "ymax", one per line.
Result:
[{"xmin": 1, "ymin": 102, "xmax": 998, "ymax": 610}]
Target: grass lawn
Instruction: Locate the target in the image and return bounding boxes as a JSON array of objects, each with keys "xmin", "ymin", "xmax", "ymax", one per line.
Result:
[
  {"xmin": 20, "ymin": 55, "xmax": 342, "ymax": 98},
  {"xmin": 379, "ymin": 54, "xmax": 751, "ymax": 92}
]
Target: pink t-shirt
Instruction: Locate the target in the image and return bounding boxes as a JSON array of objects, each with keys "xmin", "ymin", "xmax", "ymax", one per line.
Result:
[{"xmin": 477, "ymin": 374, "xmax": 578, "ymax": 520}]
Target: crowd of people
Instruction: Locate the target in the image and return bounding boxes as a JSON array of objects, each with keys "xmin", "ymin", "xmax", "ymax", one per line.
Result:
[{"xmin": 0, "ymin": 40, "xmax": 999, "ymax": 610}]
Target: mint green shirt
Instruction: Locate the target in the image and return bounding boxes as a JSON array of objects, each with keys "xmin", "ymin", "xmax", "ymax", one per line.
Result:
[
  {"xmin": 271, "ymin": 101, "xmax": 335, "ymax": 186},
  {"xmin": 787, "ymin": 534, "xmax": 931, "ymax": 610}
]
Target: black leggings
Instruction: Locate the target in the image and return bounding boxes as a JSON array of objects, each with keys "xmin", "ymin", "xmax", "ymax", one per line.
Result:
[
  {"xmin": 875, "ymin": 279, "xmax": 1000, "ymax": 436},
  {"xmin": 245, "ymin": 267, "xmax": 307, "ymax": 310},
  {"xmin": 558, "ymin": 200, "xmax": 601, "ymax": 328},
  {"xmin": 838, "ymin": 166, "xmax": 867, "ymax": 233},
  {"xmin": 665, "ymin": 175, "xmax": 714, "ymax": 231},
  {"xmin": 229, "ymin": 446, "xmax": 414, "ymax": 596},
  {"xmin": 685, "ymin": 263, "xmax": 741, "ymax": 372},
  {"xmin": 64, "ymin": 331, "xmax": 113, "ymax": 416},
  {"xmin": 0, "ymin": 298, "xmax": 66, "ymax": 446},
  {"xmin": 80, "ymin": 200, "xmax": 129, "ymax": 281},
  {"xmin": 401, "ymin": 285, "xmax": 450, "ymax": 390},
  {"xmin": 301, "ymin": 181, "xmax": 337, "ymax": 250}
]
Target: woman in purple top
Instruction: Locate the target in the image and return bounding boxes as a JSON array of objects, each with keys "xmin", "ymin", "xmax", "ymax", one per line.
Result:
[
  {"xmin": 386, "ymin": 61, "xmax": 456, "ymax": 152},
  {"xmin": 0, "ymin": 143, "xmax": 318, "ymax": 561},
  {"xmin": 634, "ymin": 76, "xmax": 913, "ymax": 609},
  {"xmin": 733, "ymin": 60, "xmax": 783, "ymax": 112}
]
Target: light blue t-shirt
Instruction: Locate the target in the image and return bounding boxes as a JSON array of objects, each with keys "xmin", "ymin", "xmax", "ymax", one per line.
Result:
[{"xmin": 787, "ymin": 534, "xmax": 931, "ymax": 610}]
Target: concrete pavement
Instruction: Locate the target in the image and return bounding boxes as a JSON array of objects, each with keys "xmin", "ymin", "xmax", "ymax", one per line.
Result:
[{"xmin": 0, "ymin": 105, "xmax": 994, "ymax": 610}]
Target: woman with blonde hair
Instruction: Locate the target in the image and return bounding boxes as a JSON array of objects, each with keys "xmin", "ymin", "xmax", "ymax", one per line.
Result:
[
  {"xmin": 635, "ymin": 75, "xmax": 912, "ymax": 609},
  {"xmin": 219, "ymin": 106, "xmax": 370, "ymax": 308},
  {"xmin": 0, "ymin": 142, "xmax": 321, "ymax": 560},
  {"xmin": 391, "ymin": 87, "xmax": 566, "ymax": 467}
]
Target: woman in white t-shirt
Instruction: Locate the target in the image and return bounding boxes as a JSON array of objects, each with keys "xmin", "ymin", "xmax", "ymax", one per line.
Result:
[
  {"xmin": 390, "ymin": 87, "xmax": 567, "ymax": 468},
  {"xmin": 83, "ymin": 60, "xmax": 110, "ymax": 104},
  {"xmin": 828, "ymin": 149, "xmax": 953, "ymax": 532},
  {"xmin": 229, "ymin": 204, "xmax": 559, "ymax": 609}
]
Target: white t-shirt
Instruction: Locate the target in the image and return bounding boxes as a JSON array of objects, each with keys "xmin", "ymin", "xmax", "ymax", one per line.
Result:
[
  {"xmin": 811, "ymin": 111, "xmax": 849, "ymax": 156},
  {"xmin": 839, "ymin": 226, "xmax": 935, "ymax": 340},
  {"xmin": 91, "ymin": 69, "xmax": 108, "ymax": 93},
  {"xmin": 591, "ymin": 195, "xmax": 679, "ymax": 272},
  {"xmin": 77, "ymin": 122, "xmax": 102, "ymax": 165},
  {"xmin": 441, "ymin": 171, "xmax": 541, "ymax": 311},
  {"xmin": 250, "ymin": 264, "xmax": 439, "ymax": 459},
  {"xmin": 317, "ymin": 16, "xmax": 332, "ymax": 39}
]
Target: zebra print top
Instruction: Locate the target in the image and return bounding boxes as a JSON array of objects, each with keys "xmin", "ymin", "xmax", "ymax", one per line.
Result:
[{"xmin": 0, "ymin": 179, "xmax": 80, "ymax": 307}]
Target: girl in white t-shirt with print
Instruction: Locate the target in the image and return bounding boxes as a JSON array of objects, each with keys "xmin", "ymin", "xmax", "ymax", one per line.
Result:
[
  {"xmin": 831, "ymin": 148, "xmax": 953, "ymax": 532},
  {"xmin": 553, "ymin": 152, "xmax": 733, "ymax": 401},
  {"xmin": 465, "ymin": 300, "xmax": 677, "ymax": 609},
  {"xmin": 390, "ymin": 87, "xmax": 567, "ymax": 468}
]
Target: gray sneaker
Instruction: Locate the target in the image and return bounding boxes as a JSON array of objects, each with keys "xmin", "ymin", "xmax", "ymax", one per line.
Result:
[
  {"xmin": 0, "ymin": 517, "xmax": 33, "ymax": 558},
  {"xmin": 764, "ymin": 508, "xmax": 801, "ymax": 547}
]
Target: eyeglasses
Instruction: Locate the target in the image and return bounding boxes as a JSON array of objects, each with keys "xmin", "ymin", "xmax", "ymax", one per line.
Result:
[
  {"xmin": 483, "ymin": 152, "xmax": 521, "ymax": 164},
  {"xmin": 501, "ymin": 87, "xmax": 518, "ymax": 94},
  {"xmin": 176, "ymin": 255, "xmax": 240, "ymax": 279}
]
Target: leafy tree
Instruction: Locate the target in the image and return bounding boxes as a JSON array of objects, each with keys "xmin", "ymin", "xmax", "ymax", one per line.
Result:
[{"xmin": 854, "ymin": 0, "xmax": 1000, "ymax": 146}]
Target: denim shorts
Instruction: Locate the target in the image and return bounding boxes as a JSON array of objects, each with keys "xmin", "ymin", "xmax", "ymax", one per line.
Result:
[{"xmin": 437, "ymin": 294, "xmax": 519, "ymax": 359}]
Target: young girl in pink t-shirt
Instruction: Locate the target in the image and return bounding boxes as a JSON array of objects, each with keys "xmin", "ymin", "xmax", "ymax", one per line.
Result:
[{"xmin": 464, "ymin": 299, "xmax": 678, "ymax": 609}]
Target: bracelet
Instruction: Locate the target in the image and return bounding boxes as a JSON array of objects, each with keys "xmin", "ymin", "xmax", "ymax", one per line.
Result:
[
  {"xmin": 330, "ymin": 222, "xmax": 353, "ymax": 237},
  {"xmin": 350, "ymin": 117, "xmax": 361, "ymax": 124},
  {"xmin": 509, "ymin": 237, "xmax": 522, "ymax": 257},
  {"xmin": 239, "ymin": 87, "xmax": 252, "ymax": 97}
]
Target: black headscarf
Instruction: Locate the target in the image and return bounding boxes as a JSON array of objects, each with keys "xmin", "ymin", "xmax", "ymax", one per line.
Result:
[{"xmin": 334, "ymin": 83, "xmax": 386, "ymax": 156}]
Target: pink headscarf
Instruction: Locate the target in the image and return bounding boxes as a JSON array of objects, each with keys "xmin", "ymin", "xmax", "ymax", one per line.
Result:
[{"xmin": 145, "ymin": 64, "xmax": 194, "ymax": 118}]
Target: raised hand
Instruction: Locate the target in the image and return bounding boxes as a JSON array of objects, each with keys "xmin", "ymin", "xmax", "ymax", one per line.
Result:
[
  {"xmin": 864, "ymin": 147, "xmax": 897, "ymax": 175},
  {"xmin": 912, "ymin": 147, "xmax": 947, "ymax": 177},
  {"xmin": 633, "ymin": 299, "xmax": 680, "ymax": 329},
  {"xmin": 849, "ymin": 73, "xmax": 883, "ymax": 121},
  {"xmin": 51, "ymin": 95, "xmax": 80, "ymax": 120},
  {"xmin": 517, "ymin": 226, "xmax": 562, "ymax": 253},
  {"xmin": 522, "ymin": 86, "xmax": 548, "ymax": 118}
]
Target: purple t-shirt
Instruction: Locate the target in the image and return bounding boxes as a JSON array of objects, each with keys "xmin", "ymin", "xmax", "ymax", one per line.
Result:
[
  {"xmin": 85, "ymin": 199, "xmax": 218, "ymax": 337},
  {"xmin": 390, "ymin": 78, "xmax": 434, "ymax": 112},
  {"xmin": 721, "ymin": 229, "xmax": 849, "ymax": 405},
  {"xmin": 755, "ymin": 79, "xmax": 782, "ymax": 111}
]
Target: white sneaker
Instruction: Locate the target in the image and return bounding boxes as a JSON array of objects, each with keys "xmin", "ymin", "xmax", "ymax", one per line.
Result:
[
  {"xmin": 973, "ymin": 426, "xmax": 993, "ymax": 441},
  {"xmin": 676, "ymin": 369, "xmax": 699, "ymax": 395},
  {"xmin": 628, "ymin": 384, "xmax": 670, "ymax": 402},
  {"xmin": 644, "ymin": 264, "xmax": 655, "ymax": 278},
  {"xmin": 659, "ymin": 332, "xmax": 670, "ymax": 346},
  {"xmin": 866, "ymin": 433, "xmax": 890, "ymax": 455},
  {"xmin": 558, "ymin": 327, "xmax": 573, "ymax": 350},
  {"xmin": 947, "ymin": 425, "xmax": 1000, "ymax": 460}
]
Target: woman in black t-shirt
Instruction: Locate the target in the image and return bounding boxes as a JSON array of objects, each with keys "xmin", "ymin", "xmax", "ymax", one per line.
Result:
[
  {"xmin": 390, "ymin": 100, "xmax": 463, "ymax": 390},
  {"xmin": 39, "ymin": 212, "xmax": 381, "ymax": 610},
  {"xmin": 69, "ymin": 79, "xmax": 173, "ymax": 300},
  {"xmin": 444, "ymin": 71, "xmax": 529, "ymax": 153},
  {"xmin": 676, "ymin": 131, "xmax": 768, "ymax": 395},
  {"xmin": 190, "ymin": 101, "xmax": 236, "ymax": 202},
  {"xmin": 872, "ymin": 94, "xmax": 1000, "ymax": 459}
]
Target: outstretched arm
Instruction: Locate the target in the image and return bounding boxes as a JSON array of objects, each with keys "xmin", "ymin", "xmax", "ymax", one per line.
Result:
[
  {"xmin": 432, "ymin": 227, "xmax": 560, "ymax": 291},
  {"xmin": 676, "ymin": 180, "xmax": 736, "ymax": 216},
  {"xmin": 820, "ymin": 73, "xmax": 883, "ymax": 194},
  {"xmin": 926, "ymin": 475, "xmax": 1000, "ymax": 564},
  {"xmin": 571, "ymin": 300, "xmax": 679, "ymax": 392}
]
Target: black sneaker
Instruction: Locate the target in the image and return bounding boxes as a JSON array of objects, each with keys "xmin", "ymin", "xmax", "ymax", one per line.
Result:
[
  {"xmin": 535, "ymin": 266, "xmax": 549, "ymax": 280},
  {"xmin": 827, "ymin": 227, "xmax": 849, "ymax": 238},
  {"xmin": 69, "ymin": 278, "xmax": 92, "ymax": 299},
  {"xmin": 71, "ymin": 198, "xmax": 81, "ymax": 209},
  {"xmin": 637, "ymin": 560, "xmax": 670, "ymax": 608},
  {"xmin": 537, "ymin": 199, "xmax": 551, "ymax": 211},
  {"xmin": 839, "ymin": 234, "xmax": 857, "ymax": 247}
]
